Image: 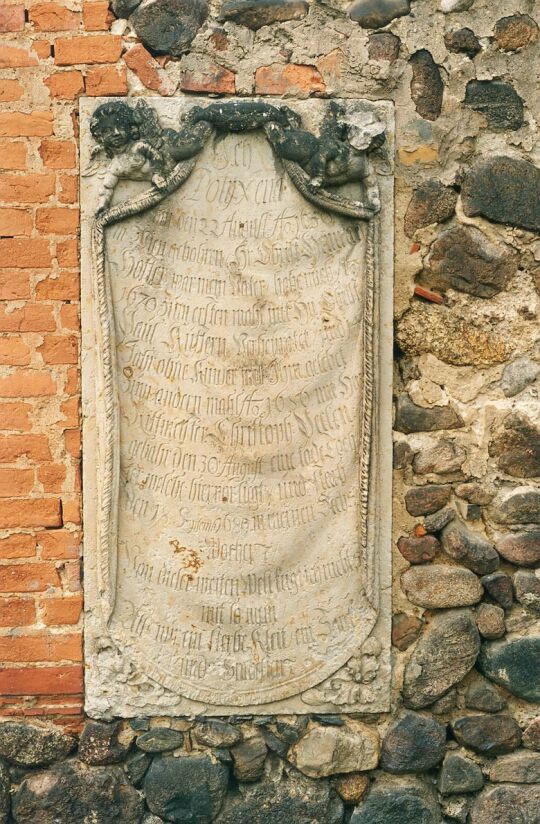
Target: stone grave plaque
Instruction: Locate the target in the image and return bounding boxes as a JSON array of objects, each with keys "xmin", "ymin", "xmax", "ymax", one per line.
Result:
[{"xmin": 80, "ymin": 97, "xmax": 393, "ymax": 717}]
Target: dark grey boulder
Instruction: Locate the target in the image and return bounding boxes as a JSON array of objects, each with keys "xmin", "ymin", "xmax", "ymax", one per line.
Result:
[
  {"xmin": 410, "ymin": 50, "xmax": 444, "ymax": 121},
  {"xmin": 351, "ymin": 781, "xmax": 441, "ymax": 823},
  {"xmin": 136, "ymin": 728, "xmax": 184, "ymax": 753},
  {"xmin": 489, "ymin": 414, "xmax": 540, "ymax": 478},
  {"xmin": 480, "ymin": 572, "xmax": 513, "ymax": 610},
  {"xmin": 12, "ymin": 760, "xmax": 144, "ymax": 824},
  {"xmin": 461, "ymin": 156, "xmax": 540, "ymax": 234},
  {"xmin": 452, "ymin": 715, "xmax": 522, "ymax": 755},
  {"xmin": 144, "ymin": 754, "xmax": 228, "ymax": 823},
  {"xmin": 404, "ymin": 180, "xmax": 457, "ymax": 238},
  {"xmin": 0, "ymin": 760, "xmax": 8, "ymax": 824},
  {"xmin": 438, "ymin": 752, "xmax": 484, "ymax": 794},
  {"xmin": 192, "ymin": 720, "xmax": 241, "ymax": 749},
  {"xmin": 441, "ymin": 520, "xmax": 499, "ymax": 575},
  {"xmin": 219, "ymin": 0, "xmax": 308, "ymax": 29},
  {"xmin": 130, "ymin": 0, "xmax": 208, "ymax": 56},
  {"xmin": 348, "ymin": 0, "xmax": 411, "ymax": 29},
  {"xmin": 478, "ymin": 637, "xmax": 540, "ymax": 702},
  {"xmin": 465, "ymin": 80, "xmax": 524, "ymax": 131},
  {"xmin": 444, "ymin": 27, "xmax": 481, "ymax": 58},
  {"xmin": 470, "ymin": 783, "xmax": 540, "ymax": 824},
  {"xmin": 78, "ymin": 721, "xmax": 129, "ymax": 766},
  {"xmin": 464, "ymin": 677, "xmax": 506, "ymax": 713},
  {"xmin": 489, "ymin": 487, "xmax": 540, "ymax": 525},
  {"xmin": 381, "ymin": 712, "xmax": 446, "ymax": 773},
  {"xmin": 395, "ymin": 395, "xmax": 464, "ymax": 434},
  {"xmin": 0, "ymin": 722, "xmax": 75, "ymax": 768}
]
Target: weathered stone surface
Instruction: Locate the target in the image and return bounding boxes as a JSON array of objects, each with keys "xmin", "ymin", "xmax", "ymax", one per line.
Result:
[
  {"xmin": 439, "ymin": 753, "xmax": 484, "ymax": 794},
  {"xmin": 398, "ymin": 534, "xmax": 440, "ymax": 564},
  {"xmin": 490, "ymin": 488, "xmax": 540, "ymax": 525},
  {"xmin": 394, "ymin": 440, "xmax": 414, "ymax": 469},
  {"xmin": 444, "ymin": 27, "xmax": 481, "ymax": 58},
  {"xmin": 368, "ymin": 31, "xmax": 400, "ymax": 61},
  {"xmin": 424, "ymin": 508, "xmax": 456, "ymax": 534},
  {"xmin": 143, "ymin": 816, "xmax": 164, "ymax": 824},
  {"xmin": 413, "ymin": 440, "xmax": 465, "ymax": 476},
  {"xmin": 231, "ymin": 736, "xmax": 267, "ymax": 781},
  {"xmin": 464, "ymin": 677, "xmax": 506, "ymax": 713},
  {"xmin": 419, "ymin": 226, "xmax": 517, "ymax": 298},
  {"xmin": 215, "ymin": 771, "xmax": 344, "ymax": 824},
  {"xmin": 130, "ymin": 0, "xmax": 208, "ymax": 56},
  {"xmin": 493, "ymin": 14, "xmax": 539, "ymax": 52},
  {"xmin": 0, "ymin": 760, "xmax": 8, "ymax": 824},
  {"xmin": 348, "ymin": 0, "xmax": 411, "ymax": 29},
  {"xmin": 474, "ymin": 570, "xmax": 505, "ymax": 610},
  {"xmin": 193, "ymin": 721, "xmax": 242, "ymax": 749},
  {"xmin": 465, "ymin": 80, "xmax": 523, "ymax": 131},
  {"xmin": 144, "ymin": 755, "xmax": 228, "ymax": 824},
  {"xmin": 454, "ymin": 484, "xmax": 494, "ymax": 506},
  {"xmin": 403, "ymin": 611, "xmax": 480, "ymax": 708},
  {"xmin": 489, "ymin": 414, "xmax": 540, "ymax": 478},
  {"xmin": 78, "ymin": 721, "xmax": 129, "ymax": 766},
  {"xmin": 514, "ymin": 570, "xmax": 540, "ymax": 614},
  {"xmin": 290, "ymin": 721, "xmax": 380, "ymax": 778},
  {"xmin": 404, "ymin": 180, "xmax": 457, "ymax": 237},
  {"xmin": 380, "ymin": 712, "xmax": 446, "ymax": 773},
  {"xmin": 395, "ymin": 395, "xmax": 464, "ymax": 434},
  {"xmin": 405, "ymin": 485, "xmax": 452, "ymax": 516},
  {"xmin": 136, "ymin": 728, "xmax": 184, "ymax": 753},
  {"xmin": 452, "ymin": 715, "xmax": 521, "ymax": 755},
  {"xmin": 12, "ymin": 761, "xmax": 144, "ymax": 824},
  {"xmin": 126, "ymin": 750, "xmax": 151, "ymax": 786},
  {"xmin": 410, "ymin": 50, "xmax": 444, "ymax": 120},
  {"xmin": 351, "ymin": 781, "xmax": 441, "ymax": 823},
  {"xmin": 441, "ymin": 0, "xmax": 473, "ymax": 11},
  {"xmin": 0, "ymin": 722, "xmax": 75, "ymax": 768},
  {"xmin": 401, "ymin": 565, "xmax": 483, "ymax": 608},
  {"xmin": 461, "ymin": 157, "xmax": 540, "ymax": 234},
  {"xmin": 441, "ymin": 795, "xmax": 471, "ymax": 823},
  {"xmin": 111, "ymin": 0, "xmax": 141, "ymax": 17},
  {"xmin": 334, "ymin": 773, "xmax": 369, "ymax": 805},
  {"xmin": 392, "ymin": 613, "xmax": 424, "ymax": 651},
  {"xmin": 523, "ymin": 718, "xmax": 540, "ymax": 751},
  {"xmin": 470, "ymin": 783, "xmax": 540, "ymax": 824},
  {"xmin": 441, "ymin": 521, "xmax": 499, "ymax": 575},
  {"xmin": 478, "ymin": 637, "xmax": 540, "ymax": 702},
  {"xmin": 488, "ymin": 751, "xmax": 540, "ymax": 783},
  {"xmin": 219, "ymin": 0, "xmax": 308, "ymax": 29},
  {"xmin": 501, "ymin": 356, "xmax": 540, "ymax": 397},
  {"xmin": 431, "ymin": 687, "xmax": 457, "ymax": 715},
  {"xmin": 476, "ymin": 604, "xmax": 505, "ymax": 640}
]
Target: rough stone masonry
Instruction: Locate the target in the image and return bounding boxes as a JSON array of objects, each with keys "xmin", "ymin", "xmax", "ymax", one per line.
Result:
[{"xmin": 0, "ymin": 0, "xmax": 538, "ymax": 822}]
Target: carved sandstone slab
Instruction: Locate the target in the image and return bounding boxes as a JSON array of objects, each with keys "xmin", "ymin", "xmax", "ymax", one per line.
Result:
[{"xmin": 80, "ymin": 97, "xmax": 393, "ymax": 716}]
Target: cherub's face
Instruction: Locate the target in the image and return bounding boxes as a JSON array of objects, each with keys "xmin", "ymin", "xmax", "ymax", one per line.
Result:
[{"xmin": 96, "ymin": 117, "xmax": 136, "ymax": 152}]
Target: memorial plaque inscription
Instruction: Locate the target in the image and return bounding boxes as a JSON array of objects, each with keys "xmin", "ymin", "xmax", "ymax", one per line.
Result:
[{"xmin": 81, "ymin": 98, "xmax": 393, "ymax": 716}]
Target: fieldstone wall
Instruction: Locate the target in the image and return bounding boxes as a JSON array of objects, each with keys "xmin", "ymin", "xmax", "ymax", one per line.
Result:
[{"xmin": 0, "ymin": 0, "xmax": 538, "ymax": 822}]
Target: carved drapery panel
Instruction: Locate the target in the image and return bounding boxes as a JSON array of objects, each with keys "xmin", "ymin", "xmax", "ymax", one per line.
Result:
[{"xmin": 80, "ymin": 97, "xmax": 393, "ymax": 717}]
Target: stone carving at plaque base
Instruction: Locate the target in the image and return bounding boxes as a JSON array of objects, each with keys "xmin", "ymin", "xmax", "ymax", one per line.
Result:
[{"xmin": 80, "ymin": 96, "xmax": 394, "ymax": 717}]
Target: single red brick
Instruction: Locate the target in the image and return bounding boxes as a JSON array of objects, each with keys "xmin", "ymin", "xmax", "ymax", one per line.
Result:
[
  {"xmin": 39, "ymin": 530, "xmax": 80, "ymax": 560},
  {"xmin": 0, "ymin": 533, "xmax": 36, "ymax": 559},
  {"xmin": 414, "ymin": 285, "xmax": 444, "ymax": 304},
  {"xmin": 0, "ymin": 271, "xmax": 31, "ymax": 300},
  {"xmin": 0, "ymin": 468, "xmax": 34, "ymax": 497},
  {"xmin": 124, "ymin": 44, "xmax": 176, "ymax": 95},
  {"xmin": 83, "ymin": 1, "xmax": 113, "ymax": 30},
  {"xmin": 0, "ymin": 304, "xmax": 55, "ymax": 333},
  {"xmin": 0, "ymin": 79, "xmax": 24, "ymax": 102},
  {"xmin": 0, "ymin": 173, "xmax": 55, "ymax": 203},
  {"xmin": 39, "ymin": 139, "xmax": 77, "ymax": 170},
  {"xmin": 59, "ymin": 304, "xmax": 79, "ymax": 330},
  {"xmin": 0, "ymin": 633, "xmax": 82, "ymax": 662},
  {"xmin": 0, "ymin": 401, "xmax": 32, "ymax": 431},
  {"xmin": 38, "ymin": 334, "xmax": 78, "ymax": 364},
  {"xmin": 0, "ymin": 111, "xmax": 54, "ymax": 137},
  {"xmin": 0, "ymin": 433, "xmax": 51, "ymax": 461},
  {"xmin": 64, "ymin": 367, "xmax": 79, "ymax": 395},
  {"xmin": 61, "ymin": 496, "xmax": 80, "ymax": 525},
  {"xmin": 0, "ymin": 141, "xmax": 27, "ymax": 170},
  {"xmin": 85, "ymin": 64, "xmax": 128, "ymax": 95},
  {"xmin": 42, "ymin": 595, "xmax": 82, "ymax": 625},
  {"xmin": 0, "ymin": 238, "xmax": 52, "ymax": 269},
  {"xmin": 0, "ymin": 562, "xmax": 60, "ymax": 592},
  {"xmin": 255, "ymin": 63, "xmax": 325, "ymax": 96},
  {"xmin": 0, "ymin": 597, "xmax": 36, "ymax": 627},
  {"xmin": 29, "ymin": 2, "xmax": 80, "ymax": 31},
  {"xmin": 0, "ymin": 370, "xmax": 56, "ymax": 398},
  {"xmin": 0, "ymin": 337, "xmax": 31, "ymax": 366},
  {"xmin": 58, "ymin": 174, "xmax": 78, "ymax": 204},
  {"xmin": 36, "ymin": 208, "xmax": 79, "ymax": 235},
  {"xmin": 0, "ymin": 5, "xmax": 25, "ymax": 32},
  {"xmin": 63, "ymin": 428, "xmax": 80, "ymax": 458},
  {"xmin": 44, "ymin": 70, "xmax": 85, "ymax": 99},
  {"xmin": 32, "ymin": 39, "xmax": 52, "ymax": 59},
  {"xmin": 180, "ymin": 64, "xmax": 235, "ymax": 95},
  {"xmin": 56, "ymin": 240, "xmax": 78, "ymax": 268},
  {"xmin": 55, "ymin": 34, "xmax": 122, "ymax": 66},
  {"xmin": 37, "ymin": 463, "xmax": 66, "ymax": 493},
  {"xmin": 0, "ymin": 207, "xmax": 32, "ymax": 235},
  {"xmin": 0, "ymin": 664, "xmax": 83, "ymax": 695},
  {"xmin": 0, "ymin": 45, "xmax": 38, "ymax": 68},
  {"xmin": 36, "ymin": 272, "xmax": 79, "ymax": 301},
  {"xmin": 0, "ymin": 499, "xmax": 62, "ymax": 529}
]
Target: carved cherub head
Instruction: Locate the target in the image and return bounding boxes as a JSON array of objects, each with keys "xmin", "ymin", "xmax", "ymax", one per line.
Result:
[{"xmin": 90, "ymin": 102, "xmax": 141, "ymax": 157}]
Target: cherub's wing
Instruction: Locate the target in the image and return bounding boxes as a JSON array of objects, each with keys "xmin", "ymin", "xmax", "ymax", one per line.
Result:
[{"xmin": 81, "ymin": 144, "xmax": 107, "ymax": 177}]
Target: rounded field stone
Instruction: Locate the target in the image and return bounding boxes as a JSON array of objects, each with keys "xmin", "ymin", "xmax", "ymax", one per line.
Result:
[
  {"xmin": 490, "ymin": 487, "xmax": 540, "ymax": 525},
  {"xmin": 439, "ymin": 752, "xmax": 484, "ymax": 794},
  {"xmin": 368, "ymin": 31, "xmax": 401, "ymax": 61},
  {"xmin": 392, "ymin": 612, "xmax": 424, "ymax": 651},
  {"xmin": 144, "ymin": 755, "xmax": 228, "ymax": 824},
  {"xmin": 493, "ymin": 14, "xmax": 539, "ymax": 52},
  {"xmin": 405, "ymin": 485, "xmax": 452, "ymax": 517},
  {"xmin": 219, "ymin": 0, "xmax": 308, "ymax": 29},
  {"xmin": 464, "ymin": 678, "xmax": 506, "ymax": 713},
  {"xmin": 523, "ymin": 718, "xmax": 540, "ymax": 751},
  {"xmin": 444, "ymin": 27, "xmax": 481, "ymax": 58},
  {"xmin": 497, "ymin": 531, "xmax": 540, "ymax": 566},
  {"xmin": 401, "ymin": 565, "xmax": 483, "ymax": 608},
  {"xmin": 348, "ymin": 0, "xmax": 411, "ymax": 29},
  {"xmin": 334, "ymin": 773, "xmax": 369, "ymax": 804},
  {"xmin": 413, "ymin": 439, "xmax": 465, "ymax": 476},
  {"xmin": 452, "ymin": 715, "xmax": 521, "ymax": 755},
  {"xmin": 397, "ymin": 535, "xmax": 440, "ymax": 564},
  {"xmin": 290, "ymin": 721, "xmax": 380, "ymax": 778},
  {"xmin": 461, "ymin": 157, "xmax": 540, "ymax": 234},
  {"xmin": 351, "ymin": 782, "xmax": 440, "ymax": 824},
  {"xmin": 480, "ymin": 572, "xmax": 513, "ymax": 610},
  {"xmin": 488, "ymin": 751, "xmax": 540, "ymax": 784},
  {"xmin": 0, "ymin": 722, "xmax": 75, "ymax": 768},
  {"xmin": 395, "ymin": 395, "xmax": 464, "ymax": 434},
  {"xmin": 500, "ymin": 357, "xmax": 540, "ymax": 397},
  {"xmin": 478, "ymin": 637, "xmax": 540, "ymax": 702},
  {"xmin": 231, "ymin": 736, "xmax": 267, "ymax": 782},
  {"xmin": 470, "ymin": 783, "xmax": 540, "ymax": 824},
  {"xmin": 404, "ymin": 180, "xmax": 457, "ymax": 238},
  {"xmin": 410, "ymin": 50, "xmax": 443, "ymax": 121},
  {"xmin": 441, "ymin": 520, "xmax": 499, "ymax": 575},
  {"xmin": 465, "ymin": 80, "xmax": 524, "ymax": 131},
  {"xmin": 380, "ymin": 711, "xmax": 446, "ymax": 773},
  {"xmin": 0, "ymin": 760, "xmax": 8, "ymax": 824},
  {"xmin": 403, "ymin": 610, "xmax": 480, "ymax": 709},
  {"xmin": 130, "ymin": 0, "xmax": 208, "ymax": 56},
  {"xmin": 513, "ymin": 570, "xmax": 540, "ymax": 614},
  {"xmin": 489, "ymin": 414, "xmax": 540, "ymax": 478},
  {"xmin": 476, "ymin": 604, "xmax": 505, "ymax": 639},
  {"xmin": 424, "ymin": 507, "xmax": 456, "ymax": 534},
  {"xmin": 78, "ymin": 721, "xmax": 129, "ymax": 766},
  {"xmin": 215, "ymin": 772, "xmax": 344, "ymax": 824},
  {"xmin": 193, "ymin": 720, "xmax": 242, "ymax": 749},
  {"xmin": 136, "ymin": 728, "xmax": 184, "ymax": 753},
  {"xmin": 12, "ymin": 760, "xmax": 144, "ymax": 824}
]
